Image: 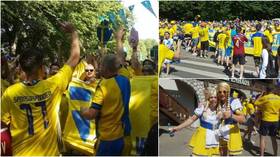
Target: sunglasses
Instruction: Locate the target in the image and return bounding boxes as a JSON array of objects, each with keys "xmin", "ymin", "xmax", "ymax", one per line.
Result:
[
  {"xmin": 218, "ymin": 90, "xmax": 227, "ymax": 94},
  {"xmin": 85, "ymin": 69, "xmax": 94, "ymax": 72}
]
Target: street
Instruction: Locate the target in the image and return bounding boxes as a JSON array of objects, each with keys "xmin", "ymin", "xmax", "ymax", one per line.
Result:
[
  {"xmin": 159, "ymin": 125, "xmax": 280, "ymax": 156},
  {"xmin": 160, "ymin": 48, "xmax": 258, "ymax": 79}
]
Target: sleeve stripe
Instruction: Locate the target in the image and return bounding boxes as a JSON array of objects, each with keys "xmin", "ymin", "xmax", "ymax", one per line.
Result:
[{"xmin": 91, "ymin": 103, "xmax": 102, "ymax": 110}]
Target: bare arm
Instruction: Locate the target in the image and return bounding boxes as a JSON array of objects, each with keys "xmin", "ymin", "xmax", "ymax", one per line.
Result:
[
  {"xmin": 223, "ymin": 109, "xmax": 245, "ymax": 123},
  {"xmin": 170, "ymin": 114, "xmax": 198, "ymax": 132},
  {"xmin": 60, "ymin": 22, "xmax": 80, "ymax": 68},
  {"xmin": 130, "ymin": 47, "xmax": 142, "ymax": 75},
  {"xmin": 114, "ymin": 27, "xmax": 126, "ymax": 65},
  {"xmin": 80, "ymin": 107, "xmax": 99, "ymax": 120},
  {"xmin": 232, "ymin": 113, "xmax": 246, "ymax": 123},
  {"xmin": 173, "ymin": 39, "xmax": 182, "ymax": 59}
]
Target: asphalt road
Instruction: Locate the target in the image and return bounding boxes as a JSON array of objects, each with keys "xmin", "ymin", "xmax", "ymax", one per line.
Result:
[
  {"xmin": 159, "ymin": 125, "xmax": 280, "ymax": 156},
  {"xmin": 160, "ymin": 48, "xmax": 259, "ymax": 79}
]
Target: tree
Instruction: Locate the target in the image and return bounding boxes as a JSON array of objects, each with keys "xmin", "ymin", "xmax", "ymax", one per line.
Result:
[
  {"xmin": 159, "ymin": 1, "xmax": 280, "ymax": 21},
  {"xmin": 1, "ymin": 1, "xmax": 133, "ymax": 63}
]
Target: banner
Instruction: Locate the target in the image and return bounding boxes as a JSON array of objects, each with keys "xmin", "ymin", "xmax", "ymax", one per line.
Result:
[
  {"xmin": 97, "ymin": 20, "xmax": 113, "ymax": 45},
  {"xmin": 62, "ymin": 79, "xmax": 97, "ymax": 155},
  {"xmin": 61, "ymin": 75, "xmax": 158, "ymax": 155},
  {"xmin": 128, "ymin": 5, "xmax": 135, "ymax": 12},
  {"xmin": 141, "ymin": 0, "xmax": 157, "ymax": 18},
  {"xmin": 129, "ymin": 75, "xmax": 158, "ymax": 155},
  {"xmin": 208, "ymin": 29, "xmax": 279, "ymax": 56},
  {"xmin": 107, "ymin": 11, "xmax": 117, "ymax": 29},
  {"xmin": 119, "ymin": 8, "xmax": 128, "ymax": 25}
]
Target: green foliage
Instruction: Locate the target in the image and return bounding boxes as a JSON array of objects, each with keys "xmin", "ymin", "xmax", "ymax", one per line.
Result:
[
  {"xmin": 159, "ymin": 1, "xmax": 280, "ymax": 21},
  {"xmin": 124, "ymin": 39, "xmax": 157, "ymax": 61},
  {"xmin": 1, "ymin": 1, "xmax": 134, "ymax": 63}
]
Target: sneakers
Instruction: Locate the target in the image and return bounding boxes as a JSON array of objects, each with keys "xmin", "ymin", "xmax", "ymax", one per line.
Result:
[{"xmin": 250, "ymin": 139, "xmax": 255, "ymax": 145}]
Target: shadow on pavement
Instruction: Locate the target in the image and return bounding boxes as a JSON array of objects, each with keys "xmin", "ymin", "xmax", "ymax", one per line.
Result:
[{"xmin": 159, "ymin": 128, "xmax": 170, "ymax": 136}]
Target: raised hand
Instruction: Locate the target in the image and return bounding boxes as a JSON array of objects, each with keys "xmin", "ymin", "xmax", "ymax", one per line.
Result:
[
  {"xmin": 114, "ymin": 26, "xmax": 126, "ymax": 41},
  {"xmin": 59, "ymin": 22, "xmax": 76, "ymax": 33}
]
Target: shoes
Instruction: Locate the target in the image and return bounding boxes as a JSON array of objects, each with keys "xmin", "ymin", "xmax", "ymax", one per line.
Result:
[{"xmin": 250, "ymin": 139, "xmax": 255, "ymax": 145}]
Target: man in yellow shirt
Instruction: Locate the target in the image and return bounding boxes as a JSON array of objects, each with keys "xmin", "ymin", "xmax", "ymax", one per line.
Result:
[
  {"xmin": 191, "ymin": 23, "xmax": 200, "ymax": 55},
  {"xmin": 183, "ymin": 22, "xmax": 193, "ymax": 48},
  {"xmin": 1, "ymin": 22, "xmax": 80, "ymax": 156},
  {"xmin": 217, "ymin": 29, "xmax": 227, "ymax": 65},
  {"xmin": 158, "ymin": 36, "xmax": 181, "ymax": 75},
  {"xmin": 255, "ymin": 86, "xmax": 280, "ymax": 156},
  {"xmin": 251, "ymin": 23, "xmax": 264, "ymax": 76},
  {"xmin": 264, "ymin": 26, "xmax": 273, "ymax": 44},
  {"xmin": 199, "ymin": 22, "xmax": 209, "ymax": 58},
  {"xmin": 80, "ymin": 54, "xmax": 131, "ymax": 156}
]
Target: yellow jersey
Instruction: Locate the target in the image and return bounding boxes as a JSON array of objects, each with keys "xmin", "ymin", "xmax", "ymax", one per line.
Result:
[
  {"xmin": 118, "ymin": 66, "xmax": 135, "ymax": 79},
  {"xmin": 199, "ymin": 27, "xmax": 209, "ymax": 42},
  {"xmin": 217, "ymin": 33, "xmax": 227, "ymax": 49},
  {"xmin": 191, "ymin": 25, "xmax": 200, "ymax": 39},
  {"xmin": 158, "ymin": 44, "xmax": 174, "ymax": 74},
  {"xmin": 251, "ymin": 32, "xmax": 264, "ymax": 57},
  {"xmin": 159, "ymin": 28, "xmax": 165, "ymax": 37},
  {"xmin": 264, "ymin": 30, "xmax": 273, "ymax": 43},
  {"xmin": 1, "ymin": 64, "xmax": 73, "ymax": 156},
  {"xmin": 255, "ymin": 93, "xmax": 280, "ymax": 122},
  {"xmin": 1, "ymin": 79, "xmax": 10, "ymax": 96},
  {"xmin": 168, "ymin": 28, "xmax": 175, "ymax": 38},
  {"xmin": 92, "ymin": 75, "xmax": 131, "ymax": 140},
  {"xmin": 184, "ymin": 23, "xmax": 193, "ymax": 34},
  {"xmin": 150, "ymin": 78, "xmax": 158, "ymax": 126},
  {"xmin": 63, "ymin": 78, "xmax": 98, "ymax": 155},
  {"xmin": 246, "ymin": 103, "xmax": 255, "ymax": 115}
]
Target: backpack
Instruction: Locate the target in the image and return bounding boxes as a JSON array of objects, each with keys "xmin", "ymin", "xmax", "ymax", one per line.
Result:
[{"xmin": 266, "ymin": 52, "xmax": 278, "ymax": 78}]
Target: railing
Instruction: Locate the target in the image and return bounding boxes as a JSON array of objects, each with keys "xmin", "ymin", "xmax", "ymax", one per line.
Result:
[{"xmin": 159, "ymin": 86, "xmax": 190, "ymax": 125}]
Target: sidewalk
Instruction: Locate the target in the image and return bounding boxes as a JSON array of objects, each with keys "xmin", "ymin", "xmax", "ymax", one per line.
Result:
[{"xmin": 159, "ymin": 125, "xmax": 280, "ymax": 156}]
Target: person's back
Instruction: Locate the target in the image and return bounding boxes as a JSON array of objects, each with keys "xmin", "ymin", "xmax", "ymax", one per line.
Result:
[
  {"xmin": 92, "ymin": 75, "xmax": 131, "ymax": 140},
  {"xmin": 1, "ymin": 22, "xmax": 80, "ymax": 156},
  {"xmin": 232, "ymin": 33, "xmax": 248, "ymax": 56},
  {"xmin": 191, "ymin": 25, "xmax": 199, "ymax": 39},
  {"xmin": 1, "ymin": 65, "xmax": 72, "ymax": 155},
  {"xmin": 184, "ymin": 23, "xmax": 193, "ymax": 34},
  {"xmin": 252, "ymin": 30, "xmax": 264, "ymax": 58},
  {"xmin": 255, "ymin": 93, "xmax": 280, "ymax": 122},
  {"xmin": 264, "ymin": 29, "xmax": 273, "ymax": 44},
  {"xmin": 218, "ymin": 33, "xmax": 227, "ymax": 50},
  {"xmin": 200, "ymin": 26, "xmax": 209, "ymax": 42}
]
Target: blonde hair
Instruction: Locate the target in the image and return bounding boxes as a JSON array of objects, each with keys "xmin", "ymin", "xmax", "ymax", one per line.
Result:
[
  {"xmin": 204, "ymin": 88, "xmax": 220, "ymax": 112},
  {"xmin": 217, "ymin": 82, "xmax": 231, "ymax": 109},
  {"xmin": 217, "ymin": 82, "xmax": 230, "ymax": 93},
  {"xmin": 208, "ymin": 88, "xmax": 217, "ymax": 99}
]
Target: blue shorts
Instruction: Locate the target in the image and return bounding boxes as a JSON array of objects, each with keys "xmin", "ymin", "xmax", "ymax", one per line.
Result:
[
  {"xmin": 192, "ymin": 38, "xmax": 199, "ymax": 47},
  {"xmin": 259, "ymin": 121, "xmax": 278, "ymax": 137},
  {"xmin": 218, "ymin": 48, "xmax": 225, "ymax": 57},
  {"xmin": 96, "ymin": 137, "xmax": 124, "ymax": 156},
  {"xmin": 225, "ymin": 47, "xmax": 232, "ymax": 57}
]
